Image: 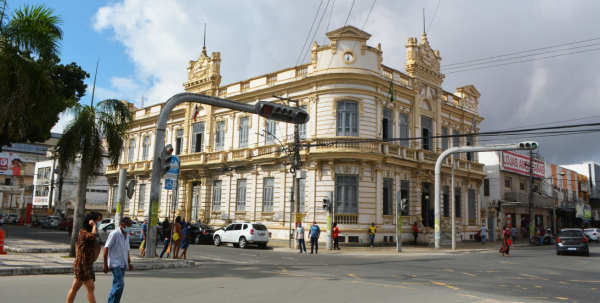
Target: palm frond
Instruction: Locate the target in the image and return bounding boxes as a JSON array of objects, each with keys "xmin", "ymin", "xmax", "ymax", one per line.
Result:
[
  {"xmin": 96, "ymin": 99, "xmax": 133, "ymax": 166},
  {"xmin": 5, "ymin": 4, "xmax": 63, "ymax": 60}
]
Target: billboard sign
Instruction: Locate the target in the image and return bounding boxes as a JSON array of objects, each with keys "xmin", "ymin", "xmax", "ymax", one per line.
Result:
[
  {"xmin": 501, "ymin": 151, "xmax": 545, "ymax": 178},
  {"xmin": 584, "ymin": 205, "xmax": 592, "ymax": 220},
  {"xmin": 0, "ymin": 153, "xmax": 23, "ymax": 176},
  {"xmin": 33, "ymin": 197, "xmax": 49, "ymax": 206}
]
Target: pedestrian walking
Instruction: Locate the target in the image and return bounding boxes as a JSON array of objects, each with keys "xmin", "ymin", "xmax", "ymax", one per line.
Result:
[
  {"xmin": 102, "ymin": 217, "xmax": 134, "ymax": 303},
  {"xmin": 140, "ymin": 218, "xmax": 147, "ymax": 256},
  {"xmin": 521, "ymin": 225, "xmax": 526, "ymax": 240},
  {"xmin": 539, "ymin": 226, "xmax": 546, "ymax": 246},
  {"xmin": 309, "ymin": 221, "xmax": 320, "ymax": 254},
  {"xmin": 480, "ymin": 223, "xmax": 488, "ymax": 245},
  {"xmin": 180, "ymin": 223, "xmax": 191, "ymax": 259},
  {"xmin": 66, "ymin": 211, "xmax": 103, "ymax": 303},
  {"xmin": 172, "ymin": 216, "xmax": 182, "ymax": 259},
  {"xmin": 180, "ymin": 217, "xmax": 186, "ymax": 229},
  {"xmin": 511, "ymin": 226, "xmax": 517, "ymax": 242},
  {"xmin": 412, "ymin": 222, "xmax": 419, "ymax": 247},
  {"xmin": 333, "ymin": 222, "xmax": 340, "ymax": 250},
  {"xmin": 296, "ymin": 223, "xmax": 307, "ymax": 253},
  {"xmin": 499, "ymin": 226, "xmax": 510, "ymax": 257},
  {"xmin": 159, "ymin": 218, "xmax": 171, "ymax": 258},
  {"xmin": 368, "ymin": 223, "xmax": 376, "ymax": 247}
]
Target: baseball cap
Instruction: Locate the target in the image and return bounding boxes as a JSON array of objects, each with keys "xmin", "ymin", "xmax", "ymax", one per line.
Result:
[{"xmin": 121, "ymin": 217, "xmax": 133, "ymax": 223}]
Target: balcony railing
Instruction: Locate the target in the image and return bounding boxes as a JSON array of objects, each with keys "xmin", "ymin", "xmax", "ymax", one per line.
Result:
[
  {"xmin": 314, "ymin": 138, "xmax": 380, "ymax": 153},
  {"xmin": 335, "ymin": 214, "xmax": 358, "ymax": 225}
]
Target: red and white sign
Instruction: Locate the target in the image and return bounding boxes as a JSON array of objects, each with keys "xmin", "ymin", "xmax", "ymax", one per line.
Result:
[
  {"xmin": 501, "ymin": 151, "xmax": 545, "ymax": 178},
  {"xmin": 0, "ymin": 153, "xmax": 22, "ymax": 176}
]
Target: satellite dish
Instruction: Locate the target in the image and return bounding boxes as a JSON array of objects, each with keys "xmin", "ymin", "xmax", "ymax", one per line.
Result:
[{"xmin": 126, "ymin": 179, "xmax": 136, "ymax": 199}]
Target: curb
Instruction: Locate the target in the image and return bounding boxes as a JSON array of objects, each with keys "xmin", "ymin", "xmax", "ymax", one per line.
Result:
[
  {"xmin": 4, "ymin": 246, "xmax": 70, "ymax": 253},
  {"xmin": 0, "ymin": 260, "xmax": 195, "ymax": 276}
]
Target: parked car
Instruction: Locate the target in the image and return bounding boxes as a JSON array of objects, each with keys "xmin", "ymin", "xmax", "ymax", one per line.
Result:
[
  {"xmin": 213, "ymin": 222, "xmax": 269, "ymax": 249},
  {"xmin": 1, "ymin": 213, "xmax": 19, "ymax": 224},
  {"xmin": 556, "ymin": 228, "xmax": 589, "ymax": 256},
  {"xmin": 98, "ymin": 220, "xmax": 143, "ymax": 247},
  {"xmin": 57, "ymin": 218, "xmax": 73, "ymax": 231},
  {"xmin": 188, "ymin": 223, "xmax": 215, "ymax": 244},
  {"xmin": 98, "ymin": 218, "xmax": 115, "ymax": 231},
  {"xmin": 584, "ymin": 228, "xmax": 600, "ymax": 243},
  {"xmin": 41, "ymin": 216, "xmax": 62, "ymax": 229}
]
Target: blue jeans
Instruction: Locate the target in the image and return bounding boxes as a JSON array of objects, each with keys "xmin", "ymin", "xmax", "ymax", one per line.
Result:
[
  {"xmin": 108, "ymin": 267, "xmax": 126, "ymax": 303},
  {"xmin": 298, "ymin": 239, "xmax": 306, "ymax": 252},
  {"xmin": 310, "ymin": 237, "xmax": 318, "ymax": 253},
  {"xmin": 482, "ymin": 235, "xmax": 487, "ymax": 244},
  {"xmin": 540, "ymin": 236, "xmax": 544, "ymax": 246},
  {"xmin": 370, "ymin": 234, "xmax": 375, "ymax": 246},
  {"xmin": 160, "ymin": 239, "xmax": 169, "ymax": 258}
]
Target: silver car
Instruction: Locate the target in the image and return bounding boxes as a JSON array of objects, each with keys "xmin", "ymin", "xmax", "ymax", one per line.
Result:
[
  {"xmin": 98, "ymin": 222, "xmax": 143, "ymax": 247},
  {"xmin": 41, "ymin": 216, "xmax": 62, "ymax": 229}
]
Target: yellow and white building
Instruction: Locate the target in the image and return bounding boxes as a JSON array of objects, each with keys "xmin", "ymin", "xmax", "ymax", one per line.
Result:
[{"xmin": 106, "ymin": 26, "xmax": 486, "ymax": 244}]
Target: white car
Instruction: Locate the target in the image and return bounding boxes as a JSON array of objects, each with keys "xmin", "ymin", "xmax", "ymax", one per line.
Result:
[
  {"xmin": 584, "ymin": 228, "xmax": 600, "ymax": 243},
  {"xmin": 98, "ymin": 218, "xmax": 115, "ymax": 231},
  {"xmin": 213, "ymin": 222, "xmax": 269, "ymax": 249}
]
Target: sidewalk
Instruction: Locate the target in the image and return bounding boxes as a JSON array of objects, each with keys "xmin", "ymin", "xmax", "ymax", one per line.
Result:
[{"xmin": 5, "ymin": 238, "xmax": 70, "ymax": 253}]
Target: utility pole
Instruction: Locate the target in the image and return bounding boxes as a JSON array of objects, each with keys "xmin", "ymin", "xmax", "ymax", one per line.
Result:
[
  {"xmin": 528, "ymin": 151, "xmax": 535, "ymax": 244},
  {"xmin": 115, "ymin": 169, "xmax": 127, "ymax": 228},
  {"xmin": 48, "ymin": 157, "xmax": 57, "ymax": 215}
]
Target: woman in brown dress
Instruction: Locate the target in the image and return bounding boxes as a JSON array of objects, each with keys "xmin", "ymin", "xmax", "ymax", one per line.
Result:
[
  {"xmin": 66, "ymin": 212, "xmax": 103, "ymax": 303},
  {"xmin": 173, "ymin": 216, "xmax": 182, "ymax": 259},
  {"xmin": 499, "ymin": 225, "xmax": 511, "ymax": 257}
]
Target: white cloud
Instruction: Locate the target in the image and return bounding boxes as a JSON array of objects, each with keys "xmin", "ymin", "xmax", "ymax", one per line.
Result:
[{"xmin": 51, "ymin": 112, "xmax": 75, "ymax": 134}]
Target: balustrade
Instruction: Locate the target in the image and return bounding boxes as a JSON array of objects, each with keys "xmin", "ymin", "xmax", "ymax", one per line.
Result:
[{"xmin": 335, "ymin": 214, "xmax": 358, "ymax": 225}]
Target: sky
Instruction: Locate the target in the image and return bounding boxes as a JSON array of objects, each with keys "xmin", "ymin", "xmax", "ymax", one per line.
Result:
[{"xmin": 6, "ymin": 0, "xmax": 600, "ymax": 165}]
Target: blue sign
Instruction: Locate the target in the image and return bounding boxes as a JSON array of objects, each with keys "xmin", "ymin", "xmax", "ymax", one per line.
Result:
[
  {"xmin": 164, "ymin": 179, "xmax": 174, "ymax": 190},
  {"xmin": 164, "ymin": 156, "xmax": 179, "ymax": 190}
]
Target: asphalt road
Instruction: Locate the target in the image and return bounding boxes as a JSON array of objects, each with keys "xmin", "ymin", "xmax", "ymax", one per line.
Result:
[{"xmin": 3, "ymin": 226, "xmax": 600, "ymax": 302}]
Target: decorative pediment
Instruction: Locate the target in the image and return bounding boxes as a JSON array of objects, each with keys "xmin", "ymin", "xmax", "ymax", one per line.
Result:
[
  {"xmin": 326, "ymin": 25, "xmax": 372, "ymax": 43},
  {"xmin": 184, "ymin": 47, "xmax": 222, "ymax": 92},
  {"xmin": 456, "ymin": 85, "xmax": 481, "ymax": 98},
  {"xmin": 405, "ymin": 33, "xmax": 444, "ymax": 86}
]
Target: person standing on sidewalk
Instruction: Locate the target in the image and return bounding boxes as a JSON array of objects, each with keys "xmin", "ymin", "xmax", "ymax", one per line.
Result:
[
  {"xmin": 173, "ymin": 216, "xmax": 182, "ymax": 259},
  {"xmin": 159, "ymin": 219, "xmax": 171, "ymax": 258},
  {"xmin": 296, "ymin": 223, "xmax": 307, "ymax": 253},
  {"xmin": 539, "ymin": 226, "xmax": 546, "ymax": 246},
  {"xmin": 412, "ymin": 222, "xmax": 419, "ymax": 247},
  {"xmin": 140, "ymin": 218, "xmax": 147, "ymax": 256},
  {"xmin": 333, "ymin": 222, "xmax": 340, "ymax": 250},
  {"xmin": 511, "ymin": 226, "xmax": 517, "ymax": 242},
  {"xmin": 102, "ymin": 217, "xmax": 134, "ymax": 303},
  {"xmin": 368, "ymin": 223, "xmax": 377, "ymax": 248},
  {"xmin": 66, "ymin": 212, "xmax": 103, "ymax": 303},
  {"xmin": 480, "ymin": 223, "xmax": 488, "ymax": 245},
  {"xmin": 309, "ymin": 221, "xmax": 320, "ymax": 254},
  {"xmin": 180, "ymin": 223, "xmax": 191, "ymax": 259}
]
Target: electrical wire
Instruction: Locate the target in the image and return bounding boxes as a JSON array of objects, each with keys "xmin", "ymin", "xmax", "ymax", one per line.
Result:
[{"xmin": 426, "ymin": 0, "xmax": 442, "ymax": 35}]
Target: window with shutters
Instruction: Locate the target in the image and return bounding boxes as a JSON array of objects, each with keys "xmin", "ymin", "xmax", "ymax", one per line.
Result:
[
  {"xmin": 299, "ymin": 106, "xmax": 307, "ymax": 139},
  {"xmin": 112, "ymin": 186, "xmax": 118, "ymax": 210},
  {"xmin": 421, "ymin": 116, "xmax": 432, "ymax": 151},
  {"xmin": 138, "ymin": 184, "xmax": 146, "ymax": 210},
  {"xmin": 142, "ymin": 136, "xmax": 150, "ymax": 160},
  {"xmin": 400, "ymin": 114, "xmax": 409, "ymax": 146},
  {"xmin": 299, "ymin": 178, "xmax": 306, "ymax": 212},
  {"xmin": 262, "ymin": 178, "xmax": 274, "ymax": 212},
  {"xmin": 484, "ymin": 179, "xmax": 490, "ymax": 196},
  {"xmin": 239, "ymin": 117, "xmax": 249, "ymax": 147},
  {"xmin": 213, "ymin": 180, "xmax": 222, "ymax": 211},
  {"xmin": 191, "ymin": 182, "xmax": 200, "ymax": 222},
  {"xmin": 468, "ymin": 189, "xmax": 476, "ymax": 219},
  {"xmin": 466, "ymin": 135, "xmax": 474, "ymax": 161},
  {"xmin": 337, "ymin": 101, "xmax": 359, "ymax": 136},
  {"xmin": 236, "ymin": 179, "xmax": 247, "ymax": 212},
  {"xmin": 215, "ymin": 122, "xmax": 225, "ymax": 151},
  {"xmin": 401, "ymin": 180, "xmax": 410, "ymax": 216},
  {"xmin": 175, "ymin": 129, "xmax": 183, "ymax": 155},
  {"xmin": 505, "ymin": 177, "xmax": 512, "ymax": 189},
  {"xmin": 192, "ymin": 122, "xmax": 205, "ymax": 153},
  {"xmin": 441, "ymin": 127, "xmax": 449, "ymax": 151},
  {"xmin": 127, "ymin": 138, "xmax": 135, "ymax": 162},
  {"xmin": 455, "ymin": 187, "xmax": 462, "ymax": 218},
  {"xmin": 335, "ymin": 175, "xmax": 358, "ymax": 214},
  {"xmin": 453, "ymin": 130, "xmax": 460, "ymax": 158},
  {"xmin": 382, "ymin": 109, "xmax": 393, "ymax": 140},
  {"xmin": 383, "ymin": 178, "xmax": 393, "ymax": 215},
  {"xmin": 265, "ymin": 120, "xmax": 276, "ymax": 145},
  {"xmin": 443, "ymin": 186, "xmax": 450, "ymax": 217}
]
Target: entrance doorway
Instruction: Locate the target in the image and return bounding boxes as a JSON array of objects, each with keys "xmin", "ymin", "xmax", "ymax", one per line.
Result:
[{"xmin": 421, "ymin": 183, "xmax": 432, "ymax": 228}]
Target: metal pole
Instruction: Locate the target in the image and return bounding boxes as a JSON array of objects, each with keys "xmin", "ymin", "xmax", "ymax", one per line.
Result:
[
  {"xmin": 451, "ymin": 157, "xmax": 456, "ymax": 250},
  {"xmin": 326, "ymin": 191, "xmax": 333, "ymax": 250},
  {"xmin": 115, "ymin": 169, "xmax": 127, "ymax": 228},
  {"xmin": 528, "ymin": 151, "xmax": 535, "ymax": 244},
  {"xmin": 48, "ymin": 157, "xmax": 56, "ymax": 215},
  {"xmin": 396, "ymin": 193, "xmax": 402, "ymax": 252},
  {"xmin": 553, "ymin": 188, "xmax": 557, "ymax": 235}
]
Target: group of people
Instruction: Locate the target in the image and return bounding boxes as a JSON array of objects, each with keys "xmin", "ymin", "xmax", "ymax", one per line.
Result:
[
  {"xmin": 66, "ymin": 212, "xmax": 134, "ymax": 303},
  {"xmin": 144, "ymin": 216, "xmax": 192, "ymax": 260}
]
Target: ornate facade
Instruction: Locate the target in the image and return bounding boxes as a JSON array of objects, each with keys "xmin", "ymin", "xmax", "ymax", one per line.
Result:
[{"xmin": 105, "ymin": 26, "xmax": 486, "ymax": 244}]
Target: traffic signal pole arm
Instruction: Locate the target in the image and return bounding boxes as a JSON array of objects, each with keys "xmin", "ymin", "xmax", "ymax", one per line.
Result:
[
  {"xmin": 147, "ymin": 93, "xmax": 309, "ymax": 258},
  {"xmin": 433, "ymin": 142, "xmax": 539, "ymax": 250}
]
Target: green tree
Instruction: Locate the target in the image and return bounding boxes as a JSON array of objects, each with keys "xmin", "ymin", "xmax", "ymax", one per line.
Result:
[
  {"xmin": 0, "ymin": 3, "xmax": 88, "ymax": 149},
  {"xmin": 55, "ymin": 99, "xmax": 132, "ymax": 257}
]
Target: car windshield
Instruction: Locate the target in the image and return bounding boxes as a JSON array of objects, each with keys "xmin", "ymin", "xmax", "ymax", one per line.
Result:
[
  {"xmin": 200, "ymin": 224, "xmax": 214, "ymax": 230},
  {"xmin": 253, "ymin": 224, "xmax": 268, "ymax": 231},
  {"xmin": 559, "ymin": 230, "xmax": 583, "ymax": 237},
  {"xmin": 584, "ymin": 229, "xmax": 595, "ymax": 232},
  {"xmin": 131, "ymin": 223, "xmax": 142, "ymax": 228}
]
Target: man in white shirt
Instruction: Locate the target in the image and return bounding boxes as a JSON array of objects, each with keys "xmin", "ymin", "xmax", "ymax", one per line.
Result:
[
  {"xmin": 480, "ymin": 223, "xmax": 488, "ymax": 245},
  {"xmin": 103, "ymin": 217, "xmax": 134, "ymax": 303},
  {"xmin": 296, "ymin": 223, "xmax": 307, "ymax": 253}
]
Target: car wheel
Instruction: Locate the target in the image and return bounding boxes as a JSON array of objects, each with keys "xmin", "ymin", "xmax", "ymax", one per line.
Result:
[
  {"xmin": 239, "ymin": 237, "xmax": 247, "ymax": 249},
  {"xmin": 232, "ymin": 243, "xmax": 240, "ymax": 248},
  {"xmin": 556, "ymin": 251, "xmax": 560, "ymax": 255},
  {"xmin": 550, "ymin": 238, "xmax": 557, "ymax": 245},
  {"xmin": 259, "ymin": 243, "xmax": 267, "ymax": 249},
  {"xmin": 584, "ymin": 252, "xmax": 590, "ymax": 257},
  {"xmin": 597, "ymin": 237, "xmax": 599, "ymax": 244},
  {"xmin": 194, "ymin": 235, "xmax": 201, "ymax": 245},
  {"xmin": 214, "ymin": 236, "xmax": 221, "ymax": 246}
]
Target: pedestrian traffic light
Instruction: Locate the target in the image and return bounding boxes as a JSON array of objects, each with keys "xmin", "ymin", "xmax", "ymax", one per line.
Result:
[
  {"xmin": 255, "ymin": 101, "xmax": 310, "ymax": 124},
  {"xmin": 517, "ymin": 141, "xmax": 539, "ymax": 150},
  {"xmin": 160, "ymin": 144, "xmax": 174, "ymax": 174},
  {"xmin": 323, "ymin": 197, "xmax": 330, "ymax": 212},
  {"xmin": 322, "ymin": 192, "xmax": 333, "ymax": 212},
  {"xmin": 399, "ymin": 198, "xmax": 407, "ymax": 212}
]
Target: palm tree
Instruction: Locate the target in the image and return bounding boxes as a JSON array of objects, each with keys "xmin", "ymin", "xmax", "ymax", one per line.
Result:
[{"xmin": 55, "ymin": 99, "xmax": 133, "ymax": 257}]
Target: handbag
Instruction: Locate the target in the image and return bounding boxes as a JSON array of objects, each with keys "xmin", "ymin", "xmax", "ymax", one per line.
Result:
[
  {"xmin": 173, "ymin": 233, "xmax": 180, "ymax": 241},
  {"xmin": 507, "ymin": 239, "xmax": 513, "ymax": 246}
]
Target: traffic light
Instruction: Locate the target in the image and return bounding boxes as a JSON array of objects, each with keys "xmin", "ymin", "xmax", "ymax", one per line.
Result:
[
  {"xmin": 255, "ymin": 101, "xmax": 310, "ymax": 124},
  {"xmin": 399, "ymin": 198, "xmax": 407, "ymax": 212},
  {"xmin": 322, "ymin": 192, "xmax": 333, "ymax": 212},
  {"xmin": 160, "ymin": 144, "xmax": 174, "ymax": 174},
  {"xmin": 517, "ymin": 141, "xmax": 539, "ymax": 150}
]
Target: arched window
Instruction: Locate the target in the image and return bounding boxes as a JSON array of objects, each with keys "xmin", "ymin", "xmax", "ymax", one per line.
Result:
[{"xmin": 337, "ymin": 101, "xmax": 359, "ymax": 136}]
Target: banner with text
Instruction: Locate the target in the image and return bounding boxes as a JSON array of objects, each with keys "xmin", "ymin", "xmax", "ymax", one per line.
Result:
[{"xmin": 501, "ymin": 151, "xmax": 545, "ymax": 178}]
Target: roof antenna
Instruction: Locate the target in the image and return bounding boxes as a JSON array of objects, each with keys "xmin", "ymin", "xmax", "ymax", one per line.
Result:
[
  {"xmin": 141, "ymin": 96, "xmax": 144, "ymax": 108},
  {"xmin": 423, "ymin": 9, "xmax": 425, "ymax": 34},
  {"xmin": 202, "ymin": 23, "xmax": 207, "ymax": 55}
]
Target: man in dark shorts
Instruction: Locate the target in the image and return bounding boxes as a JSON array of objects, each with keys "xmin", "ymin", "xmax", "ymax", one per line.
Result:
[{"xmin": 180, "ymin": 223, "xmax": 192, "ymax": 259}]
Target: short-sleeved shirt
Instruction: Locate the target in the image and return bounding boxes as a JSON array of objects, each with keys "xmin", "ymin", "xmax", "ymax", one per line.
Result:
[
  {"xmin": 511, "ymin": 228, "xmax": 517, "ymax": 237},
  {"xmin": 105, "ymin": 229, "xmax": 130, "ymax": 269},
  {"xmin": 333, "ymin": 226, "xmax": 339, "ymax": 238},
  {"xmin": 296, "ymin": 226, "xmax": 305, "ymax": 239},
  {"xmin": 481, "ymin": 226, "xmax": 487, "ymax": 236},
  {"xmin": 309, "ymin": 225, "xmax": 320, "ymax": 238},
  {"xmin": 540, "ymin": 229, "xmax": 546, "ymax": 236},
  {"xmin": 181, "ymin": 227, "xmax": 190, "ymax": 246},
  {"xmin": 141, "ymin": 223, "xmax": 147, "ymax": 240},
  {"xmin": 369, "ymin": 226, "xmax": 377, "ymax": 235}
]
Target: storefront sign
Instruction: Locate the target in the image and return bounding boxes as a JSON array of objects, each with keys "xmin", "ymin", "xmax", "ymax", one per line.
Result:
[
  {"xmin": 501, "ymin": 151, "xmax": 545, "ymax": 178},
  {"xmin": 576, "ymin": 203, "xmax": 584, "ymax": 219},
  {"xmin": 584, "ymin": 205, "xmax": 592, "ymax": 219},
  {"xmin": 0, "ymin": 153, "xmax": 22, "ymax": 176},
  {"xmin": 33, "ymin": 197, "xmax": 48, "ymax": 206},
  {"xmin": 581, "ymin": 183, "xmax": 589, "ymax": 192}
]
